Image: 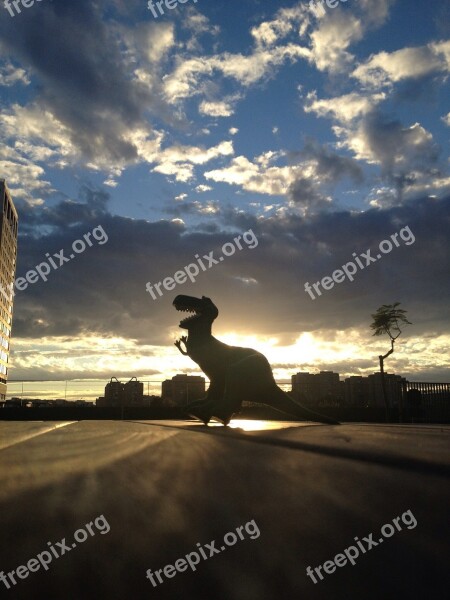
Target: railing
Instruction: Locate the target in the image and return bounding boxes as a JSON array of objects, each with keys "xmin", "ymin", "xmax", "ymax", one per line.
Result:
[
  {"xmin": 400, "ymin": 381, "xmax": 450, "ymax": 422},
  {"xmin": 4, "ymin": 380, "xmax": 182, "ymax": 401},
  {"xmin": 3, "ymin": 379, "xmax": 449, "ymax": 424},
  {"xmin": 4, "ymin": 379, "xmax": 292, "ymax": 402}
]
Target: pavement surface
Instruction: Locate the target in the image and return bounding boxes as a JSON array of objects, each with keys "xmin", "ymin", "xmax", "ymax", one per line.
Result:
[{"xmin": 0, "ymin": 420, "xmax": 449, "ymax": 599}]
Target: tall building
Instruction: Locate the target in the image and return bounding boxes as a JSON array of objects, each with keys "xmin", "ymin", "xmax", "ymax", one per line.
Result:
[
  {"xmin": 161, "ymin": 374, "xmax": 205, "ymax": 407},
  {"xmin": 344, "ymin": 373, "xmax": 406, "ymax": 407},
  {"xmin": 291, "ymin": 371, "xmax": 343, "ymax": 406},
  {"xmin": 344, "ymin": 376, "xmax": 369, "ymax": 407},
  {"xmin": 98, "ymin": 376, "xmax": 145, "ymax": 407},
  {"xmin": 366, "ymin": 372, "xmax": 406, "ymax": 408},
  {"xmin": 0, "ymin": 180, "xmax": 18, "ymax": 400}
]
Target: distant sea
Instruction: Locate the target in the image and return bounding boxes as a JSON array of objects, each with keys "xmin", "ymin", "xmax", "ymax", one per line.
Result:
[{"xmin": 6, "ymin": 379, "xmax": 163, "ymax": 401}]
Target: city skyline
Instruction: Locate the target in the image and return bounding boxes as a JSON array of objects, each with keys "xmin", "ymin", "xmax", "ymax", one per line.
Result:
[{"xmin": 2, "ymin": 367, "xmax": 435, "ymax": 403}]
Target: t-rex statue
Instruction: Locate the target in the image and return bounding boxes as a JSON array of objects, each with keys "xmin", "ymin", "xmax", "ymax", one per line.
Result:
[{"xmin": 173, "ymin": 294, "xmax": 339, "ymax": 426}]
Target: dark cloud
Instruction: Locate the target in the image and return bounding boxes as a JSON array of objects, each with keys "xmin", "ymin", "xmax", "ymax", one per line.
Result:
[
  {"xmin": 0, "ymin": 1, "xmax": 173, "ymax": 163},
  {"xmin": 298, "ymin": 140, "xmax": 364, "ymax": 185},
  {"xmin": 15, "ymin": 187, "xmax": 109, "ymax": 234},
  {"xmin": 286, "ymin": 141, "xmax": 364, "ymax": 210},
  {"xmin": 358, "ymin": 111, "xmax": 441, "ymax": 199},
  {"xmin": 11, "ymin": 191, "xmax": 450, "ymax": 363},
  {"xmin": 287, "ymin": 176, "xmax": 330, "ymax": 212}
]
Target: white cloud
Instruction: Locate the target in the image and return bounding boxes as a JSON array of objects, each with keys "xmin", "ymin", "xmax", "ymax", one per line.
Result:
[
  {"xmin": 304, "ymin": 91, "xmax": 386, "ymax": 124},
  {"xmin": 199, "ymin": 100, "xmax": 234, "ymax": 117},
  {"xmin": 152, "ymin": 140, "xmax": 234, "ymax": 182},
  {"xmin": 163, "ymin": 44, "xmax": 309, "ymax": 103},
  {"xmin": 127, "ymin": 21, "xmax": 176, "ymax": 65},
  {"xmin": 0, "ymin": 62, "xmax": 30, "ymax": 87},
  {"xmin": 353, "ymin": 40, "xmax": 450, "ymax": 87},
  {"xmin": 103, "ymin": 179, "xmax": 118, "ymax": 188},
  {"xmin": 307, "ymin": 0, "xmax": 395, "ymax": 73},
  {"xmin": 0, "ymin": 103, "xmax": 74, "ymax": 157},
  {"xmin": 0, "ymin": 156, "xmax": 52, "ymax": 203},
  {"xmin": 195, "ymin": 184, "xmax": 212, "ymax": 193},
  {"xmin": 308, "ymin": 11, "xmax": 364, "ymax": 73},
  {"xmin": 441, "ymin": 112, "xmax": 450, "ymax": 127},
  {"xmin": 250, "ymin": 3, "xmax": 308, "ymax": 47},
  {"xmin": 204, "ymin": 154, "xmax": 294, "ymax": 196},
  {"xmin": 175, "ymin": 193, "xmax": 188, "ymax": 201},
  {"xmin": 229, "ymin": 127, "xmax": 239, "ymax": 135}
]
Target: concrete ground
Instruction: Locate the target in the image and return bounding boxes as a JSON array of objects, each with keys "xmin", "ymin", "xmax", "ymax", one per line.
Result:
[{"xmin": 0, "ymin": 420, "xmax": 449, "ymax": 599}]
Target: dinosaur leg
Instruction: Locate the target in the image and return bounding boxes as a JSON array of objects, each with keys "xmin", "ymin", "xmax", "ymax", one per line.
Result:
[
  {"xmin": 184, "ymin": 380, "xmax": 225, "ymax": 425},
  {"xmin": 216, "ymin": 352, "xmax": 339, "ymax": 425},
  {"xmin": 212, "ymin": 354, "xmax": 265, "ymax": 425}
]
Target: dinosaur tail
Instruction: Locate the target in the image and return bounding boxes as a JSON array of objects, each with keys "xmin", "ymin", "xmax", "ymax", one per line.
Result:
[{"xmin": 263, "ymin": 386, "xmax": 340, "ymax": 425}]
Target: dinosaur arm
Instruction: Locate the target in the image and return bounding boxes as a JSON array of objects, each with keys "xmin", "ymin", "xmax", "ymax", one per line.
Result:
[{"xmin": 174, "ymin": 337, "xmax": 189, "ymax": 356}]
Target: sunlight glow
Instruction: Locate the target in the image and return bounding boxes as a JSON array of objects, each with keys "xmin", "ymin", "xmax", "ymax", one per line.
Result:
[{"xmin": 209, "ymin": 419, "xmax": 297, "ymax": 431}]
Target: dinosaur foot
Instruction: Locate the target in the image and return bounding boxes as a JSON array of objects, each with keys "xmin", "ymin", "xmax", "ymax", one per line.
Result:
[
  {"xmin": 186, "ymin": 410, "xmax": 211, "ymax": 425},
  {"xmin": 212, "ymin": 411, "xmax": 236, "ymax": 426},
  {"xmin": 185, "ymin": 402, "xmax": 213, "ymax": 425}
]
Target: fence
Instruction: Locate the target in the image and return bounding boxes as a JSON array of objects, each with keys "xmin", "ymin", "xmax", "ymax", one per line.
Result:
[
  {"xmin": 400, "ymin": 381, "xmax": 450, "ymax": 423},
  {"xmin": 2, "ymin": 379, "xmax": 449, "ymax": 423}
]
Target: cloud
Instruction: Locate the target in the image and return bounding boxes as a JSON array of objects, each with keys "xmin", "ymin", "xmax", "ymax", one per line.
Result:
[
  {"xmin": 195, "ymin": 185, "xmax": 213, "ymax": 193},
  {"xmin": 11, "ymin": 189, "xmax": 450, "ymax": 381},
  {"xmin": 251, "ymin": 3, "xmax": 310, "ymax": 47},
  {"xmin": 334, "ymin": 111, "xmax": 441, "ymax": 198},
  {"xmin": 353, "ymin": 40, "xmax": 450, "ymax": 88},
  {"xmin": 306, "ymin": 0, "xmax": 395, "ymax": 73},
  {"xmin": 204, "ymin": 142, "xmax": 363, "ymax": 213},
  {"xmin": 163, "ymin": 44, "xmax": 309, "ymax": 103},
  {"xmin": 198, "ymin": 100, "xmax": 235, "ymax": 117},
  {"xmin": 152, "ymin": 140, "xmax": 234, "ymax": 182},
  {"xmin": 0, "ymin": 61, "xmax": 30, "ymax": 86},
  {"xmin": 0, "ymin": 2, "xmax": 184, "ymax": 180},
  {"xmin": 304, "ymin": 91, "xmax": 387, "ymax": 124},
  {"xmin": 204, "ymin": 154, "xmax": 292, "ymax": 196}
]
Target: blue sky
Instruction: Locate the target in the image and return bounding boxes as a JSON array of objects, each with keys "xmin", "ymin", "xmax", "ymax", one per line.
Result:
[{"xmin": 0, "ymin": 0, "xmax": 449, "ymax": 388}]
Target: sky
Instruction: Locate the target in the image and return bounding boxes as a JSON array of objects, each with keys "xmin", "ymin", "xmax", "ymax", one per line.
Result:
[{"xmin": 0, "ymin": 0, "xmax": 449, "ymax": 395}]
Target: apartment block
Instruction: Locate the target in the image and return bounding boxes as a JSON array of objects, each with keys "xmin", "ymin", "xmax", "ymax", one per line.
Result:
[
  {"xmin": 161, "ymin": 374, "xmax": 205, "ymax": 407},
  {"xmin": 0, "ymin": 180, "xmax": 18, "ymax": 400}
]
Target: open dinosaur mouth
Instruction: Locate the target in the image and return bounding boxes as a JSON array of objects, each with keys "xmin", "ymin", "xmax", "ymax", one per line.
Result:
[
  {"xmin": 175, "ymin": 305, "xmax": 201, "ymax": 327},
  {"xmin": 173, "ymin": 295, "xmax": 217, "ymax": 328}
]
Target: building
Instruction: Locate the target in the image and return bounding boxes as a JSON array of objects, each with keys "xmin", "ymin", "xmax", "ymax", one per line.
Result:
[
  {"xmin": 123, "ymin": 377, "xmax": 144, "ymax": 406},
  {"xmin": 0, "ymin": 180, "xmax": 18, "ymax": 400},
  {"xmin": 291, "ymin": 371, "xmax": 343, "ymax": 406},
  {"xmin": 161, "ymin": 374, "xmax": 205, "ymax": 407},
  {"xmin": 97, "ymin": 377, "xmax": 145, "ymax": 407},
  {"xmin": 366, "ymin": 372, "xmax": 406, "ymax": 408},
  {"xmin": 344, "ymin": 373, "xmax": 407, "ymax": 407},
  {"xmin": 344, "ymin": 376, "xmax": 369, "ymax": 407}
]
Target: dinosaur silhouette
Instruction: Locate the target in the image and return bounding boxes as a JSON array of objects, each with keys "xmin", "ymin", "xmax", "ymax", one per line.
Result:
[{"xmin": 173, "ymin": 295, "xmax": 339, "ymax": 426}]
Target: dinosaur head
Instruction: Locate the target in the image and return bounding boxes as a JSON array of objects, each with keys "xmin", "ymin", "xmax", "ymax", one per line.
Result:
[{"xmin": 173, "ymin": 295, "xmax": 219, "ymax": 330}]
